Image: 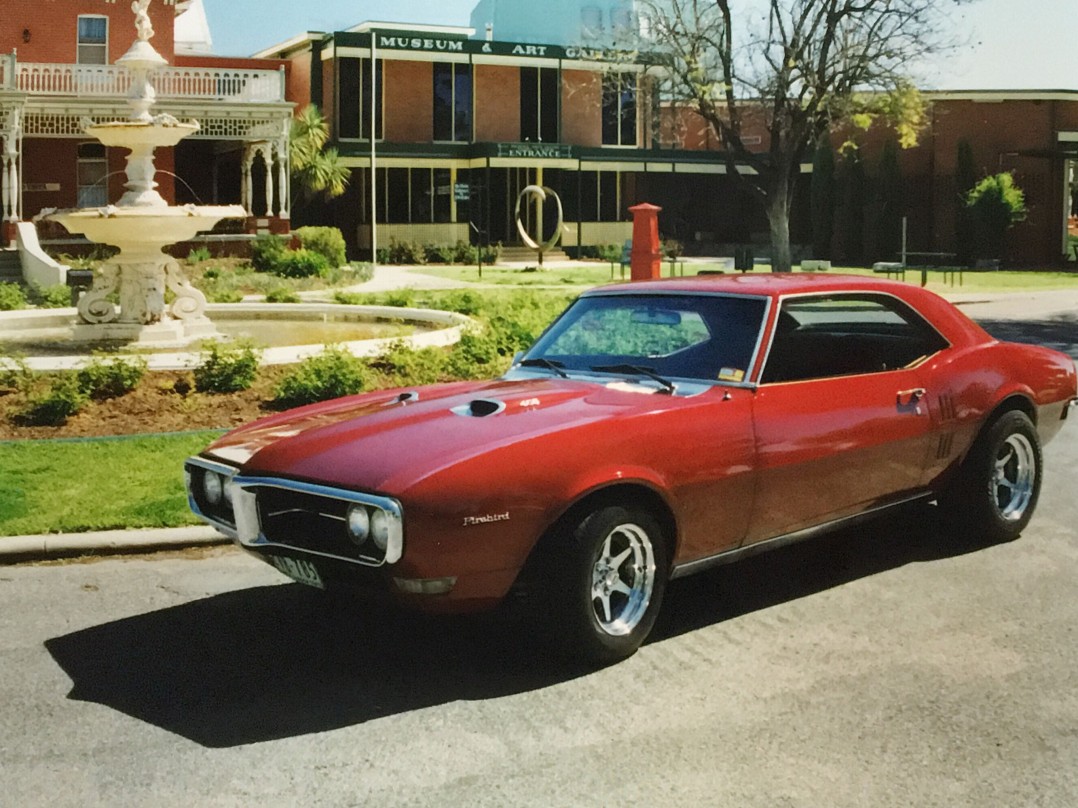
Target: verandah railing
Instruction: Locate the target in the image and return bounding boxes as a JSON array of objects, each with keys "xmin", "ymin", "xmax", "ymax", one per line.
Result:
[{"xmin": 14, "ymin": 62, "xmax": 286, "ymax": 103}]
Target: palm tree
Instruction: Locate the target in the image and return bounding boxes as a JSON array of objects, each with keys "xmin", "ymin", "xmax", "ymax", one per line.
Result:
[{"xmin": 290, "ymin": 105, "xmax": 350, "ymax": 202}]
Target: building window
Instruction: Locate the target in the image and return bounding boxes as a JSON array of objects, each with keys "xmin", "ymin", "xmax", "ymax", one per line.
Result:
[
  {"xmin": 602, "ymin": 73, "xmax": 637, "ymax": 146},
  {"xmin": 433, "ymin": 63, "xmax": 473, "ymax": 142},
  {"xmin": 578, "ymin": 171, "xmax": 621, "ymax": 221},
  {"xmin": 77, "ymin": 142, "xmax": 108, "ymax": 207},
  {"xmin": 338, "ymin": 58, "xmax": 383, "ymax": 140},
  {"xmin": 77, "ymin": 16, "xmax": 108, "ymax": 64},
  {"xmin": 375, "ymin": 167, "xmax": 457, "ymax": 224},
  {"xmin": 520, "ymin": 67, "xmax": 559, "ymax": 143}
]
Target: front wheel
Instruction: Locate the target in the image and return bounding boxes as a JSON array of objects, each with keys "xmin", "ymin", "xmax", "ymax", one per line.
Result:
[
  {"xmin": 941, "ymin": 410, "xmax": 1042, "ymax": 543},
  {"xmin": 549, "ymin": 506, "xmax": 669, "ymax": 667}
]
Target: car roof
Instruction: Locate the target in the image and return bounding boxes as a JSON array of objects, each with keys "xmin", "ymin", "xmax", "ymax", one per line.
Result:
[
  {"xmin": 591, "ymin": 273, "xmax": 921, "ymax": 300},
  {"xmin": 588, "ymin": 271, "xmax": 991, "ymax": 349}
]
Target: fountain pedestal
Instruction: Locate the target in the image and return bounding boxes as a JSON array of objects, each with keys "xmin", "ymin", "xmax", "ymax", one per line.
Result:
[{"xmin": 37, "ymin": 0, "xmax": 246, "ymax": 347}]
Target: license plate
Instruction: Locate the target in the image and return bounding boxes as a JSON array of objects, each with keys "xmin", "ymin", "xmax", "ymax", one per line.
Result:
[{"xmin": 271, "ymin": 555, "xmax": 324, "ymax": 589}]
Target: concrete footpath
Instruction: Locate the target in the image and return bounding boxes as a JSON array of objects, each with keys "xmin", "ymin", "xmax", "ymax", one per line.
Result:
[{"xmin": 2, "ymin": 277, "xmax": 1076, "ymax": 563}]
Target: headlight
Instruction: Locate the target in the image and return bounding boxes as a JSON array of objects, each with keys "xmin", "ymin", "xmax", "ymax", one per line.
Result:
[
  {"xmin": 370, "ymin": 510, "xmax": 390, "ymax": 550},
  {"xmin": 203, "ymin": 471, "xmax": 224, "ymax": 505},
  {"xmin": 346, "ymin": 505, "xmax": 370, "ymax": 544}
]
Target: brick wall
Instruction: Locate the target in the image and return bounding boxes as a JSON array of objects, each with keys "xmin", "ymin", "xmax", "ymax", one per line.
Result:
[
  {"xmin": 385, "ymin": 60, "xmax": 433, "ymax": 142},
  {"xmin": 2, "ymin": 0, "xmax": 175, "ymax": 63},
  {"xmin": 475, "ymin": 64, "xmax": 520, "ymax": 142}
]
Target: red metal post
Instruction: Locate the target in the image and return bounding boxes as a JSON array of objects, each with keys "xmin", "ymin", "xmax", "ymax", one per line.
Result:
[{"xmin": 629, "ymin": 202, "xmax": 662, "ymax": 281}]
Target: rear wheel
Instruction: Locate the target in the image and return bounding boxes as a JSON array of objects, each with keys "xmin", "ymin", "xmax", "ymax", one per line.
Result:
[
  {"xmin": 549, "ymin": 506, "xmax": 668, "ymax": 667},
  {"xmin": 941, "ymin": 410, "xmax": 1042, "ymax": 542}
]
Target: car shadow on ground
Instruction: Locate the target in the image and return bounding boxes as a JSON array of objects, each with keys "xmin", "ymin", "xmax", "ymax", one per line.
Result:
[
  {"xmin": 976, "ymin": 314, "xmax": 1078, "ymax": 360},
  {"xmin": 45, "ymin": 505, "xmax": 1008, "ymax": 748}
]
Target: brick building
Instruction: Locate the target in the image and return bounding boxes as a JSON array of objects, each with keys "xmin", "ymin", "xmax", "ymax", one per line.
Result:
[
  {"xmin": 3, "ymin": 2, "xmax": 1076, "ymax": 267},
  {"xmin": 0, "ymin": 0, "xmax": 294, "ymax": 249},
  {"xmin": 256, "ymin": 22, "xmax": 774, "ymax": 259}
]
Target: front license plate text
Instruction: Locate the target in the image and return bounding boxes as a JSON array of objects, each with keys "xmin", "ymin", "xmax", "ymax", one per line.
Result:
[{"xmin": 271, "ymin": 556, "xmax": 324, "ymax": 589}]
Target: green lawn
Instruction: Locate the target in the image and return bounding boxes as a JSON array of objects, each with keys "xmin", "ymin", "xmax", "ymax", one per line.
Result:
[
  {"xmin": 410, "ymin": 261, "xmax": 1078, "ymax": 294},
  {"xmin": 417, "ymin": 263, "xmax": 621, "ymax": 286},
  {"xmin": 0, "ymin": 431, "xmax": 222, "ymax": 536}
]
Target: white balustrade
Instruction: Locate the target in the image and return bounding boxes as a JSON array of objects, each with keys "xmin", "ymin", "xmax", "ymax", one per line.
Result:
[{"xmin": 15, "ymin": 62, "xmax": 285, "ymax": 103}]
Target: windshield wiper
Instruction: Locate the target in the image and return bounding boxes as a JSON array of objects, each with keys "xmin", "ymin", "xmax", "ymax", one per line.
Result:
[
  {"xmin": 519, "ymin": 357, "xmax": 569, "ymax": 378},
  {"xmin": 591, "ymin": 363, "xmax": 676, "ymax": 394}
]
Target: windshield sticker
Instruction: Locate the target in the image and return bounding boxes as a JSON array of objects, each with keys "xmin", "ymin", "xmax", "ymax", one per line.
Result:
[{"xmin": 718, "ymin": 368, "xmax": 745, "ymax": 382}]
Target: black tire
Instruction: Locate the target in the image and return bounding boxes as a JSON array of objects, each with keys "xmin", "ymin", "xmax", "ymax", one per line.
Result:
[
  {"xmin": 941, "ymin": 410, "xmax": 1042, "ymax": 543},
  {"xmin": 547, "ymin": 505, "xmax": 669, "ymax": 667}
]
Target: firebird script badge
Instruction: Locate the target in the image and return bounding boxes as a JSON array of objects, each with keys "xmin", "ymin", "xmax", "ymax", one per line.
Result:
[{"xmin": 463, "ymin": 512, "xmax": 511, "ymax": 527}]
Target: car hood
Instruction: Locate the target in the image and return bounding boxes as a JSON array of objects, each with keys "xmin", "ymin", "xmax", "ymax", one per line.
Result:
[{"xmin": 204, "ymin": 376, "xmax": 675, "ymax": 493}]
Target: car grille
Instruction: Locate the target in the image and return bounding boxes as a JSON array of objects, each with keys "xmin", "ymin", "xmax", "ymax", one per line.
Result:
[{"xmin": 232, "ymin": 477, "xmax": 403, "ymax": 568}]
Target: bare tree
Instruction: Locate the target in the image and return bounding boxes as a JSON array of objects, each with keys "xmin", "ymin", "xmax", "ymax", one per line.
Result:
[{"xmin": 640, "ymin": 0, "xmax": 969, "ymax": 271}]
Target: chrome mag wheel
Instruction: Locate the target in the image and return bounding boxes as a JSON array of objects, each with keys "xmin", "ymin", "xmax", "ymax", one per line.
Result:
[
  {"xmin": 992, "ymin": 432, "xmax": 1037, "ymax": 521},
  {"xmin": 589, "ymin": 522, "xmax": 656, "ymax": 637}
]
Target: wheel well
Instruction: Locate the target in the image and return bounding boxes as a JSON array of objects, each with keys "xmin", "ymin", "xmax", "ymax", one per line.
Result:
[
  {"xmin": 514, "ymin": 484, "xmax": 678, "ymax": 593},
  {"xmin": 985, "ymin": 394, "xmax": 1036, "ymax": 428}
]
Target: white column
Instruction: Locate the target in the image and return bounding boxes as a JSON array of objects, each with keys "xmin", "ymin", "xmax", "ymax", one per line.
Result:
[
  {"xmin": 276, "ymin": 138, "xmax": 289, "ymax": 220},
  {"xmin": 260, "ymin": 146, "xmax": 272, "ymax": 217},
  {"xmin": 242, "ymin": 145, "xmax": 255, "ymax": 214}
]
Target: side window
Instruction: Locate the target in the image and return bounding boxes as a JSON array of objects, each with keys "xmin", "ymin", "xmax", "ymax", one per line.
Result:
[{"xmin": 761, "ymin": 294, "xmax": 948, "ymax": 384}]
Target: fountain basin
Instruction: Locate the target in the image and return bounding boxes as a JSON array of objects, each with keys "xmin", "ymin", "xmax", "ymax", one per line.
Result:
[
  {"xmin": 0, "ymin": 303, "xmax": 474, "ymax": 371},
  {"xmin": 46, "ymin": 205, "xmax": 247, "ymax": 260}
]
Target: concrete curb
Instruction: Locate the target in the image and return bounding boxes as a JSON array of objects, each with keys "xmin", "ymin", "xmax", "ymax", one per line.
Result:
[{"xmin": 0, "ymin": 525, "xmax": 229, "ymax": 563}]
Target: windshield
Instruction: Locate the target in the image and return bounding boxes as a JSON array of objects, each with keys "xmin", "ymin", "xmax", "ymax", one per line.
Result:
[{"xmin": 522, "ymin": 293, "xmax": 768, "ymax": 385}]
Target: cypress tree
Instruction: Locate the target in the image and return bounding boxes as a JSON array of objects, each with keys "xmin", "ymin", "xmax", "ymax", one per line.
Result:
[
  {"xmin": 874, "ymin": 139, "xmax": 903, "ymax": 262},
  {"xmin": 955, "ymin": 139, "xmax": 977, "ymax": 266},
  {"xmin": 842, "ymin": 150, "xmax": 866, "ymax": 265},
  {"xmin": 810, "ymin": 133, "xmax": 835, "ymax": 260}
]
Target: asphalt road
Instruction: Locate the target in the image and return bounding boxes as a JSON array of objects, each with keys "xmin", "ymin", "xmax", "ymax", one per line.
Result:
[{"xmin": 1, "ymin": 311, "xmax": 1076, "ymax": 807}]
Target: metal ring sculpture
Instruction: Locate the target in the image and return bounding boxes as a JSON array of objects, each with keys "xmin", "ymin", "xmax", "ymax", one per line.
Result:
[{"xmin": 514, "ymin": 185, "xmax": 564, "ymax": 257}]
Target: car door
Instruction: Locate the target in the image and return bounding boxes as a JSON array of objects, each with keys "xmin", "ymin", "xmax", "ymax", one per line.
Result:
[{"xmin": 746, "ymin": 293, "xmax": 948, "ymax": 543}]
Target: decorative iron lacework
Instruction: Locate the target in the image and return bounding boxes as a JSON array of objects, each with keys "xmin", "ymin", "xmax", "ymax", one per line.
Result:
[{"xmin": 22, "ymin": 110, "xmax": 290, "ymax": 140}]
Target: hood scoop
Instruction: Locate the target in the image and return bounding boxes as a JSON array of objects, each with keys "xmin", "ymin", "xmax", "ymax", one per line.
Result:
[{"xmin": 452, "ymin": 398, "xmax": 506, "ymax": 418}]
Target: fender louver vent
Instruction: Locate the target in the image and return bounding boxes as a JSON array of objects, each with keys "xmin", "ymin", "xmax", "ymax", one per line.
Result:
[{"xmin": 451, "ymin": 399, "xmax": 506, "ymax": 418}]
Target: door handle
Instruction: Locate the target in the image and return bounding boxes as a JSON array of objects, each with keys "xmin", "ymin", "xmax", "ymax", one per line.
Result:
[{"xmin": 897, "ymin": 388, "xmax": 926, "ymax": 406}]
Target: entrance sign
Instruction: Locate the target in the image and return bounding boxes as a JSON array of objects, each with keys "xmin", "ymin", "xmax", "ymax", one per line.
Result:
[{"xmin": 515, "ymin": 185, "xmax": 563, "ymax": 266}]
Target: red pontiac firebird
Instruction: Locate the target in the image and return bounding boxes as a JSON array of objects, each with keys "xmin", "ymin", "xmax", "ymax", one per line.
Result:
[{"xmin": 186, "ymin": 275, "xmax": 1076, "ymax": 665}]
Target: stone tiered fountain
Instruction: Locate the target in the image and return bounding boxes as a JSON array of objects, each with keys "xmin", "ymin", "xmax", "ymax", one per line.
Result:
[{"xmin": 39, "ymin": 0, "xmax": 245, "ymax": 345}]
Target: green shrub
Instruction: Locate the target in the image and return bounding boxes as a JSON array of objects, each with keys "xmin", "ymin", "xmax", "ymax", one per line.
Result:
[
  {"xmin": 596, "ymin": 244, "xmax": 623, "ymax": 263},
  {"xmin": 0, "ymin": 354, "xmax": 33, "ymax": 392},
  {"xmin": 371, "ymin": 339, "xmax": 447, "ymax": 385},
  {"xmin": 333, "ymin": 290, "xmax": 368, "ymax": 305},
  {"xmin": 437, "ymin": 289, "xmax": 484, "ymax": 315},
  {"xmin": 271, "ymin": 248, "xmax": 330, "ymax": 279},
  {"xmin": 193, "ymin": 340, "xmax": 261, "ymax": 393},
  {"xmin": 207, "ymin": 287, "xmax": 244, "ymax": 303},
  {"xmin": 349, "ymin": 261, "xmax": 375, "ymax": 282},
  {"xmin": 379, "ymin": 238, "xmax": 427, "ymax": 265},
  {"xmin": 479, "ymin": 242, "xmax": 502, "ymax": 264},
  {"xmin": 265, "ymin": 286, "xmax": 300, "ymax": 303},
  {"xmin": 424, "ymin": 243, "xmax": 455, "ymax": 264},
  {"xmin": 447, "ymin": 328, "xmax": 510, "ymax": 378},
  {"xmin": 187, "ymin": 246, "xmax": 212, "ymax": 263},
  {"xmin": 250, "ymin": 234, "xmax": 289, "ymax": 273},
  {"xmin": 0, "ymin": 282, "xmax": 27, "ymax": 311},
  {"xmin": 29, "ymin": 284, "xmax": 72, "ymax": 309},
  {"xmin": 662, "ymin": 238, "xmax": 684, "ymax": 260},
  {"xmin": 20, "ymin": 375, "xmax": 87, "ymax": 426},
  {"xmin": 76, "ymin": 353, "xmax": 147, "ymax": 400},
  {"xmin": 381, "ymin": 288, "xmax": 417, "ymax": 308},
  {"xmin": 294, "ymin": 226, "xmax": 347, "ymax": 268},
  {"xmin": 967, "ymin": 172, "xmax": 1028, "ymax": 260},
  {"xmin": 272, "ymin": 345, "xmax": 370, "ymax": 409}
]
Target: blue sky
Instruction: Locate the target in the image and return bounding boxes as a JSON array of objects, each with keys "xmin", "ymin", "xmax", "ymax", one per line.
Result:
[{"xmin": 202, "ymin": 0, "xmax": 1077, "ymax": 91}]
